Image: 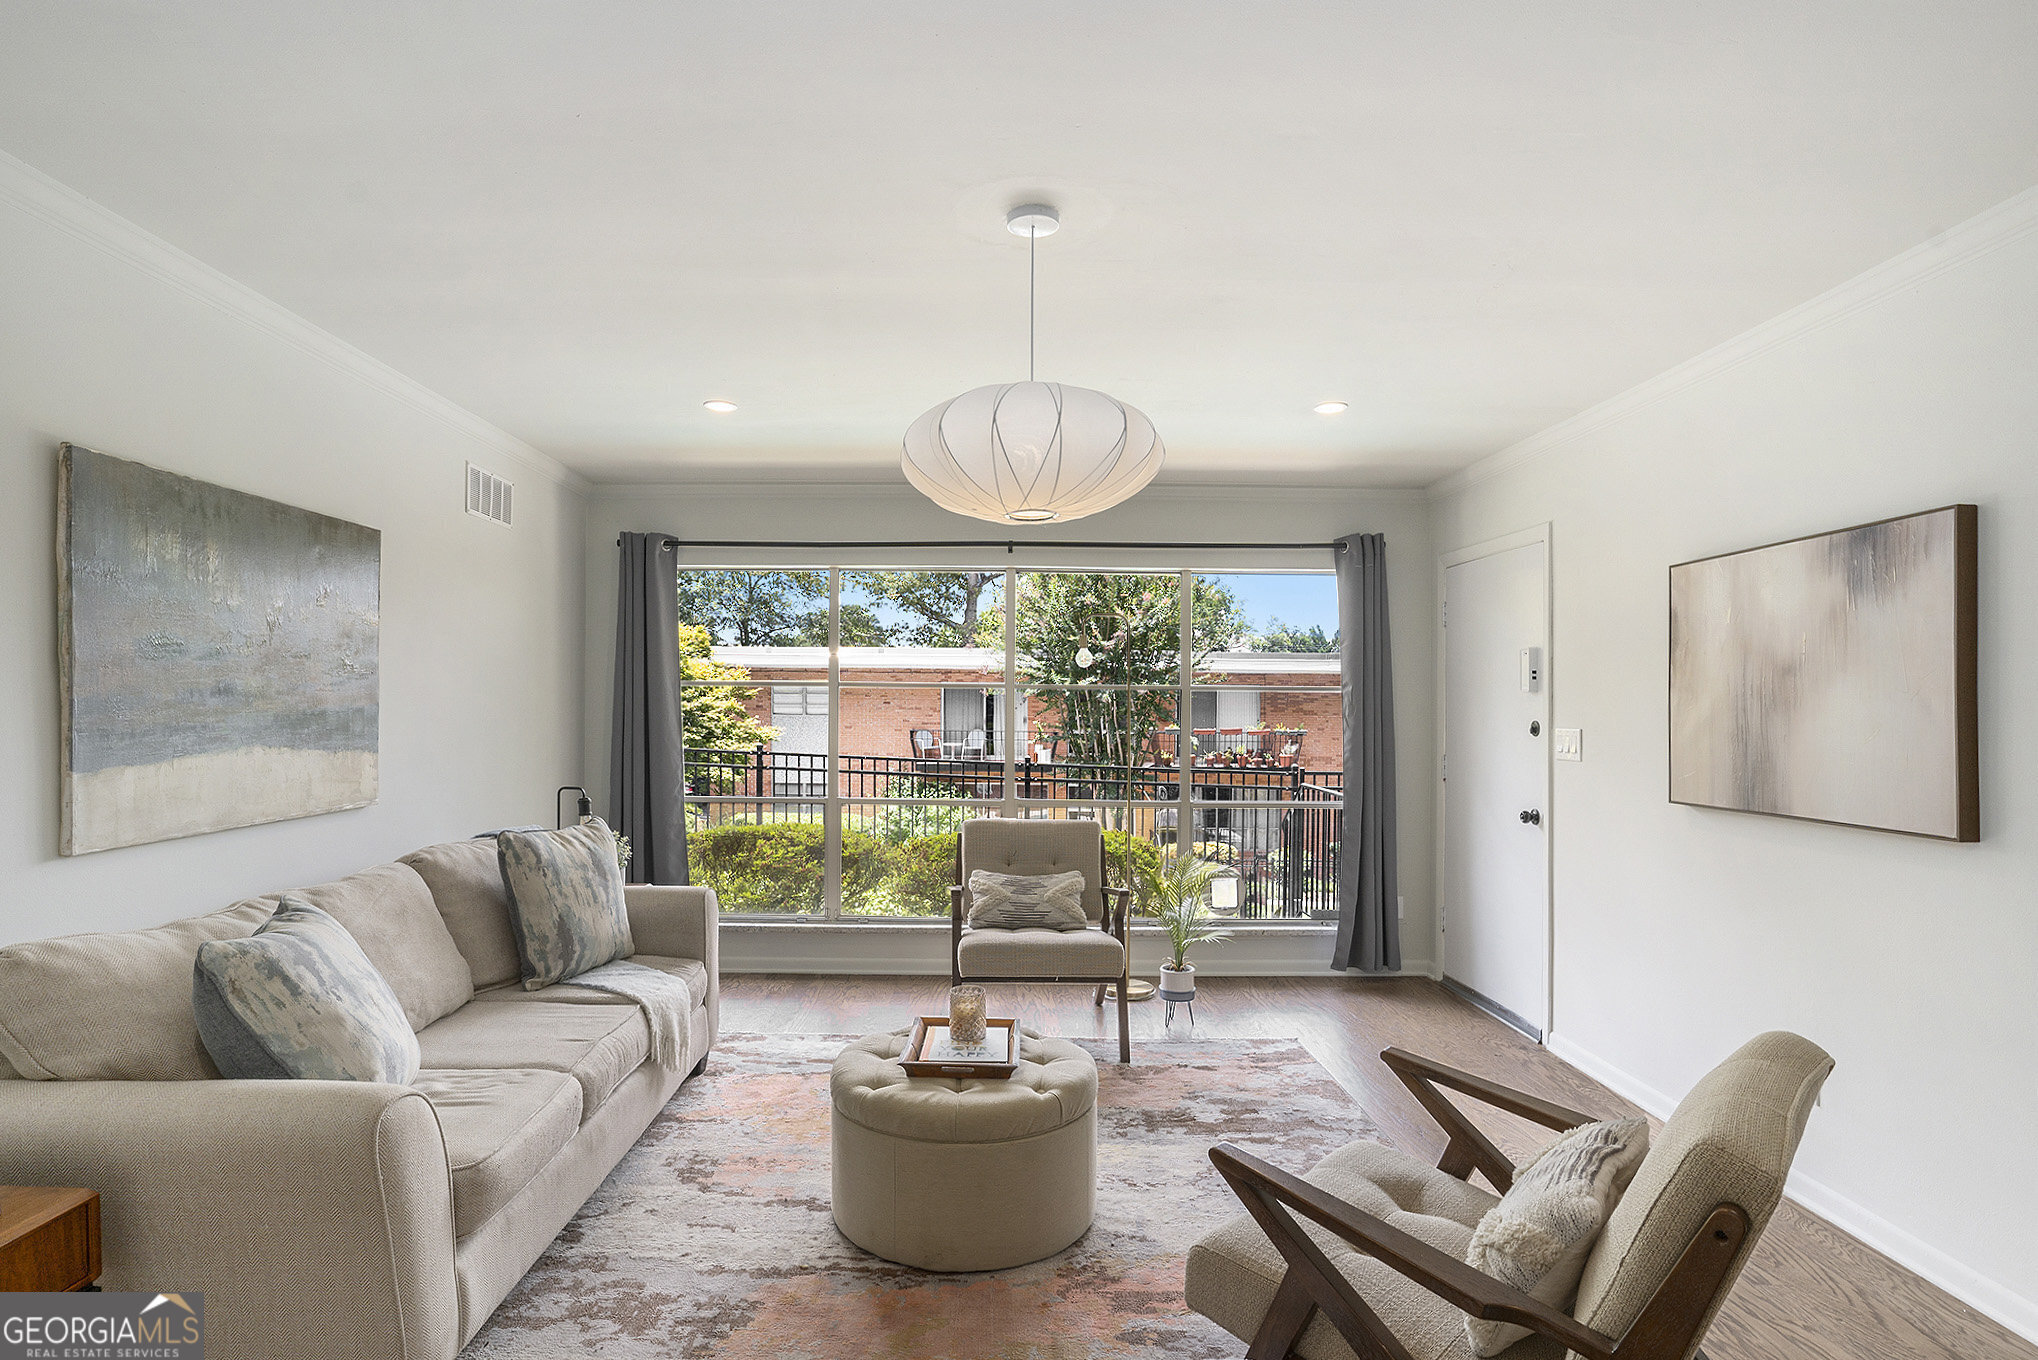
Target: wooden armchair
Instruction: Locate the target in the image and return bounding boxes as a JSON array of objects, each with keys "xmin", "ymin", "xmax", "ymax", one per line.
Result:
[
  {"xmin": 949, "ymin": 817, "xmax": 1133, "ymax": 1063},
  {"xmin": 1187, "ymin": 1032, "xmax": 1834, "ymax": 1360}
]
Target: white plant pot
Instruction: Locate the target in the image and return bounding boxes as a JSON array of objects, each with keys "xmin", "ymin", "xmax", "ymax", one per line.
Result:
[{"xmin": 1157, "ymin": 964, "xmax": 1196, "ymax": 1002}]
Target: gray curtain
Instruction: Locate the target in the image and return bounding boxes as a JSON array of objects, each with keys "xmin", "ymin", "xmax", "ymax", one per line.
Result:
[
  {"xmin": 1331, "ymin": 532, "xmax": 1400, "ymax": 972},
  {"xmin": 610, "ymin": 532, "xmax": 686, "ymax": 884}
]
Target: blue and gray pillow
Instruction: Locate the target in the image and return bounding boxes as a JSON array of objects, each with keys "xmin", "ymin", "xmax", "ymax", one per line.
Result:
[
  {"xmin": 498, "ymin": 819, "xmax": 634, "ymax": 990},
  {"xmin": 193, "ymin": 897, "xmax": 421, "ymax": 1083}
]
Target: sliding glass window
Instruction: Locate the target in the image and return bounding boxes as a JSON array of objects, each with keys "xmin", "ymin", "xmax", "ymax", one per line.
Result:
[{"xmin": 675, "ymin": 566, "xmax": 1343, "ymax": 921}]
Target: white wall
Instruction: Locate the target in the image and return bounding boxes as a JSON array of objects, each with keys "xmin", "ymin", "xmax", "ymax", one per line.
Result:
[
  {"xmin": 1430, "ymin": 190, "xmax": 2038, "ymax": 1336},
  {"xmin": 581, "ymin": 481, "xmax": 1439, "ymax": 972},
  {"xmin": 0, "ymin": 158, "xmax": 588, "ymax": 945}
]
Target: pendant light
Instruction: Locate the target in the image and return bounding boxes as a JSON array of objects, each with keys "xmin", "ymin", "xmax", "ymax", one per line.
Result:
[{"xmin": 902, "ymin": 205, "xmax": 1164, "ymax": 523}]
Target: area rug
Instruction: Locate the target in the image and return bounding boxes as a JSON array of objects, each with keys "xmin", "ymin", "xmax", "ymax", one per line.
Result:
[{"xmin": 462, "ymin": 1033, "xmax": 1382, "ymax": 1359}]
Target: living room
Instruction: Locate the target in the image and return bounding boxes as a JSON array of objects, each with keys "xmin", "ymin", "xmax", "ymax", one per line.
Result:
[{"xmin": 0, "ymin": 6, "xmax": 2032, "ymax": 1360}]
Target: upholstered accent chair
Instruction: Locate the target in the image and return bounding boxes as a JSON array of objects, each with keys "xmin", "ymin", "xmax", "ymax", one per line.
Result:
[
  {"xmin": 949, "ymin": 817, "xmax": 1133, "ymax": 1063},
  {"xmin": 1186, "ymin": 1031, "xmax": 1833, "ymax": 1360}
]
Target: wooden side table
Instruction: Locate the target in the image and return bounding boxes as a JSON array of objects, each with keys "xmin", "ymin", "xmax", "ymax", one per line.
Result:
[{"xmin": 0, "ymin": 1186, "xmax": 101, "ymax": 1291}]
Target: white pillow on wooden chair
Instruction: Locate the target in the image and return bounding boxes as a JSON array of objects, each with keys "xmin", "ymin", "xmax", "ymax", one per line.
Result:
[
  {"xmin": 1463, "ymin": 1116, "xmax": 1651, "ymax": 1356},
  {"xmin": 965, "ymin": 870, "xmax": 1091, "ymax": 931}
]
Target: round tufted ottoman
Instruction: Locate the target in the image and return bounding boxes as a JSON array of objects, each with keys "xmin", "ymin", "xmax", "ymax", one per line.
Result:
[{"xmin": 830, "ymin": 1028, "xmax": 1098, "ymax": 1271}]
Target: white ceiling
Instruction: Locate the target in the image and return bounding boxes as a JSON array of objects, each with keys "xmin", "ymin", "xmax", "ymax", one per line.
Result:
[{"xmin": 2, "ymin": 3, "xmax": 2034, "ymax": 488}]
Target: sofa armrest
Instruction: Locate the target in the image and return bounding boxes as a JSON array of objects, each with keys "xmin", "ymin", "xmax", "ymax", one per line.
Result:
[
  {"xmin": 625, "ymin": 884, "xmax": 720, "ymax": 1045},
  {"xmin": 0, "ymin": 1078, "xmax": 456, "ymax": 1360}
]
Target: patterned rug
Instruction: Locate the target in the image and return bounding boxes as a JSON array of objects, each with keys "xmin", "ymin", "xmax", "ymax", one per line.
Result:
[{"xmin": 463, "ymin": 1032, "xmax": 1381, "ymax": 1359}]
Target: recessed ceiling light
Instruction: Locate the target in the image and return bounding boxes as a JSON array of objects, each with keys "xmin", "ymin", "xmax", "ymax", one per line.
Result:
[
  {"xmin": 703, "ymin": 399, "xmax": 738, "ymax": 413},
  {"xmin": 1313, "ymin": 401, "xmax": 1349, "ymax": 415}
]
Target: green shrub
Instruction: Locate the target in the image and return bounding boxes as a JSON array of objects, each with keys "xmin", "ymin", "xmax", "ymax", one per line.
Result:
[
  {"xmin": 881, "ymin": 832, "xmax": 959, "ymax": 916},
  {"xmin": 864, "ymin": 795, "xmax": 968, "ymax": 846},
  {"xmin": 1103, "ymin": 830, "xmax": 1166, "ymax": 915},
  {"xmin": 688, "ymin": 822, "xmax": 891, "ymax": 914}
]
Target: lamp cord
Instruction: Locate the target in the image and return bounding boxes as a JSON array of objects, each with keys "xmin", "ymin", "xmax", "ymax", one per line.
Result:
[{"xmin": 1028, "ymin": 225, "xmax": 1036, "ymax": 383}]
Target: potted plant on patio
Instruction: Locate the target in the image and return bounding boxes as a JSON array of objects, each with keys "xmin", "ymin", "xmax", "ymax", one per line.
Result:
[{"xmin": 1133, "ymin": 853, "xmax": 1234, "ymax": 1006}]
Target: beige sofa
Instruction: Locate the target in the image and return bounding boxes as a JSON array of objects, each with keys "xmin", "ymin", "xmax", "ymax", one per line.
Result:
[{"xmin": 0, "ymin": 837, "xmax": 720, "ymax": 1360}]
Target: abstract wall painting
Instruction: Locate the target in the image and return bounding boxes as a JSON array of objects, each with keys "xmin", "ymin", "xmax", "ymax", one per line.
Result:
[
  {"xmin": 1669, "ymin": 505, "xmax": 1977, "ymax": 841},
  {"xmin": 58, "ymin": 444, "xmax": 381, "ymax": 855}
]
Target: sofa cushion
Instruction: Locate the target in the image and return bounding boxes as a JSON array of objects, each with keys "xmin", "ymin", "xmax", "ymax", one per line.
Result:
[
  {"xmin": 194, "ymin": 899, "xmax": 423, "ymax": 1084},
  {"xmin": 497, "ymin": 821, "xmax": 634, "ymax": 989},
  {"xmin": 957, "ymin": 925, "xmax": 1124, "ymax": 979},
  {"xmin": 415, "ymin": 1000, "xmax": 650, "ymax": 1119},
  {"xmin": 403, "ymin": 839, "xmax": 523, "ymax": 991},
  {"xmin": 0, "ymin": 898, "xmax": 272, "ymax": 1080},
  {"xmin": 275, "ymin": 863, "xmax": 474, "ymax": 1030},
  {"xmin": 1185, "ymin": 1140, "xmax": 1552, "ymax": 1360},
  {"xmin": 413, "ymin": 1068, "xmax": 582, "ymax": 1238}
]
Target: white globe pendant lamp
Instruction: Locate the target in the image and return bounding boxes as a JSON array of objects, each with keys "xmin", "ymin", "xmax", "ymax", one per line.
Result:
[{"xmin": 902, "ymin": 205, "xmax": 1164, "ymax": 524}]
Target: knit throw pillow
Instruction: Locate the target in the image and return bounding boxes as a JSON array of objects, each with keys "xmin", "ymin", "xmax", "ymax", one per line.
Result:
[
  {"xmin": 498, "ymin": 819, "xmax": 635, "ymax": 989},
  {"xmin": 1464, "ymin": 1116, "xmax": 1651, "ymax": 1356},
  {"xmin": 965, "ymin": 869, "xmax": 1090, "ymax": 931},
  {"xmin": 193, "ymin": 898, "xmax": 421, "ymax": 1083}
]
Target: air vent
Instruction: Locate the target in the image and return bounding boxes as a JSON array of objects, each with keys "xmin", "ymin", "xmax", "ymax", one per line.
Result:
[{"xmin": 465, "ymin": 462, "xmax": 513, "ymax": 527}]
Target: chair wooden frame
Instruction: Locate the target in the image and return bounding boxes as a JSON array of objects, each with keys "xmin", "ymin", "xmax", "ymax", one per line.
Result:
[
  {"xmin": 949, "ymin": 827, "xmax": 1134, "ymax": 1064},
  {"xmin": 1208, "ymin": 1047, "xmax": 1751, "ymax": 1360}
]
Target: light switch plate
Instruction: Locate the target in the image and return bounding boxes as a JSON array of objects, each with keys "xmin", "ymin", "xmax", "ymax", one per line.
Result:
[{"xmin": 1554, "ymin": 727, "xmax": 1583, "ymax": 761}]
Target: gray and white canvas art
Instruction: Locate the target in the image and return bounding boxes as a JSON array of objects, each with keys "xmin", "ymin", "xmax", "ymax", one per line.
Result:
[
  {"xmin": 1668, "ymin": 505, "xmax": 1977, "ymax": 841},
  {"xmin": 58, "ymin": 444, "xmax": 381, "ymax": 854}
]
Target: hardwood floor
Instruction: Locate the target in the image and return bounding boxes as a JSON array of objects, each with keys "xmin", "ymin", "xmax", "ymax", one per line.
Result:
[{"xmin": 722, "ymin": 973, "xmax": 2035, "ymax": 1360}]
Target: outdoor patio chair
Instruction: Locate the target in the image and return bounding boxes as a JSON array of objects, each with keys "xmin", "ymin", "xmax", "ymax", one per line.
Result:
[
  {"xmin": 1186, "ymin": 1031, "xmax": 1833, "ymax": 1360},
  {"xmin": 950, "ymin": 817, "xmax": 1132, "ymax": 1063},
  {"xmin": 962, "ymin": 727, "xmax": 987, "ymax": 758},
  {"xmin": 911, "ymin": 728, "xmax": 939, "ymax": 759}
]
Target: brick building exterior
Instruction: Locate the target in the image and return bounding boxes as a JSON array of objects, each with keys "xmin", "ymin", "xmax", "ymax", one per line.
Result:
[{"xmin": 704, "ymin": 646, "xmax": 1342, "ymax": 792}]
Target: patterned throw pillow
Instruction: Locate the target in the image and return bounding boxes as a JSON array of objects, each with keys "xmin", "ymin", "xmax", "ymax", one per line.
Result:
[
  {"xmin": 966, "ymin": 869, "xmax": 1090, "ymax": 931},
  {"xmin": 192, "ymin": 897, "xmax": 421, "ymax": 1083},
  {"xmin": 498, "ymin": 819, "xmax": 635, "ymax": 989},
  {"xmin": 1463, "ymin": 1117, "xmax": 1651, "ymax": 1356}
]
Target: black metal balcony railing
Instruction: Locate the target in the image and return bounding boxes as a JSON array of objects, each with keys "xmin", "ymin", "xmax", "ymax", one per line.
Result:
[{"xmin": 683, "ymin": 744, "xmax": 1343, "ymax": 921}]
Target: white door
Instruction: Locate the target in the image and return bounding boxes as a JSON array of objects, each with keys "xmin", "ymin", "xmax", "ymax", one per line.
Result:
[{"xmin": 1442, "ymin": 540, "xmax": 1549, "ymax": 1038}]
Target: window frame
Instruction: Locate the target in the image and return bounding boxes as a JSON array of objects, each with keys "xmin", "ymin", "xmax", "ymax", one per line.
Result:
[{"xmin": 675, "ymin": 564, "xmax": 1341, "ymax": 922}]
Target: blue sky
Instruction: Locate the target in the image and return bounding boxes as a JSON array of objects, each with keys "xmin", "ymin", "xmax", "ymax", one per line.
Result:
[{"xmin": 1206, "ymin": 573, "xmax": 1338, "ymax": 639}]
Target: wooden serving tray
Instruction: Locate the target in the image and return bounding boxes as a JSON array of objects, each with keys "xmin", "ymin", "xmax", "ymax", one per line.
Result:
[{"xmin": 900, "ymin": 1015, "xmax": 1020, "ymax": 1080}]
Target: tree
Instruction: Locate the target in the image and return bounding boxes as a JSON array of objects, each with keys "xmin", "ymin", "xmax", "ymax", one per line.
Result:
[
  {"xmin": 1249, "ymin": 619, "xmax": 1339, "ymax": 653},
  {"xmin": 851, "ymin": 571, "xmax": 1002, "ymax": 647},
  {"xmin": 677, "ymin": 570, "xmax": 831, "ymax": 645},
  {"xmin": 677, "ymin": 623, "xmax": 777, "ymax": 786},
  {"xmin": 679, "ymin": 568, "xmax": 895, "ymax": 646},
  {"xmin": 1012, "ymin": 573, "xmax": 1245, "ymax": 778}
]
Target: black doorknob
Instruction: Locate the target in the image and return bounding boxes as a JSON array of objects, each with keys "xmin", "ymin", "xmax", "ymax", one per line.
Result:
[{"xmin": 1519, "ymin": 809, "xmax": 1542, "ymax": 826}]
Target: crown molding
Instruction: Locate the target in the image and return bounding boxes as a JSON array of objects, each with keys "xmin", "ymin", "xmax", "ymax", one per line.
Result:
[
  {"xmin": 585, "ymin": 477, "xmax": 1430, "ymax": 505},
  {"xmin": 1427, "ymin": 183, "xmax": 2038, "ymax": 502},
  {"xmin": 0, "ymin": 149, "xmax": 588, "ymax": 495}
]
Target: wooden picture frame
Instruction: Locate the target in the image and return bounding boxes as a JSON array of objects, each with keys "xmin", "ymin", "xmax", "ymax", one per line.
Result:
[{"xmin": 1668, "ymin": 504, "xmax": 1978, "ymax": 841}]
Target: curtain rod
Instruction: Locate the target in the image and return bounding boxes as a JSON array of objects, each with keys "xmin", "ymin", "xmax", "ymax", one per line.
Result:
[{"xmin": 622, "ymin": 536, "xmax": 1346, "ymax": 552}]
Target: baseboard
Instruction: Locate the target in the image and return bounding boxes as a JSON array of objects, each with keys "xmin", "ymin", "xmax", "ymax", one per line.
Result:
[
  {"xmin": 1546, "ymin": 1032, "xmax": 2038, "ymax": 1344},
  {"xmin": 719, "ymin": 920, "xmax": 1436, "ymax": 980}
]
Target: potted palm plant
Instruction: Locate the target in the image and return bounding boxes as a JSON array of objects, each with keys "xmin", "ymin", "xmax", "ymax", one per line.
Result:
[{"xmin": 1133, "ymin": 853, "xmax": 1233, "ymax": 1005}]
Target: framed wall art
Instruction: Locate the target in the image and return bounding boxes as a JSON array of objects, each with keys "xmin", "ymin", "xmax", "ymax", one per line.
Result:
[
  {"xmin": 1668, "ymin": 504, "xmax": 1977, "ymax": 841},
  {"xmin": 58, "ymin": 444, "xmax": 381, "ymax": 854}
]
